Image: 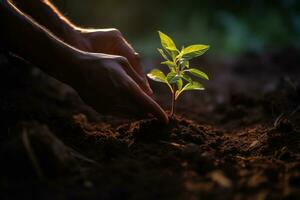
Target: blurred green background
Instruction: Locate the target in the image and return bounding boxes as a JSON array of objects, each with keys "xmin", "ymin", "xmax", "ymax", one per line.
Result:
[{"xmin": 53, "ymin": 0, "xmax": 300, "ymax": 58}]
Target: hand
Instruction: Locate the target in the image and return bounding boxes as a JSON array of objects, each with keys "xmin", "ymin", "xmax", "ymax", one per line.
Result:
[
  {"xmin": 67, "ymin": 52, "xmax": 168, "ymax": 123},
  {"xmin": 77, "ymin": 28, "xmax": 152, "ymax": 95}
]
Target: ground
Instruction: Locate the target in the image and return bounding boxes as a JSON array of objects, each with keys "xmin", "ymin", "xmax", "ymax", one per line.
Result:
[{"xmin": 0, "ymin": 48, "xmax": 299, "ymax": 200}]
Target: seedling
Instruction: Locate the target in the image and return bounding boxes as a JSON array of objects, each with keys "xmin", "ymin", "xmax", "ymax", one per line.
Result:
[{"xmin": 147, "ymin": 31, "xmax": 210, "ymax": 117}]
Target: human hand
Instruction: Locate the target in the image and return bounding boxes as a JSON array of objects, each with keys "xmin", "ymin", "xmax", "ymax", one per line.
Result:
[
  {"xmin": 67, "ymin": 52, "xmax": 168, "ymax": 123},
  {"xmin": 76, "ymin": 28, "xmax": 152, "ymax": 95}
]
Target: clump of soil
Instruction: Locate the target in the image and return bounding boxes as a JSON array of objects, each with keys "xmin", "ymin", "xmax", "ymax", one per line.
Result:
[{"xmin": 1, "ymin": 50, "xmax": 300, "ymax": 199}]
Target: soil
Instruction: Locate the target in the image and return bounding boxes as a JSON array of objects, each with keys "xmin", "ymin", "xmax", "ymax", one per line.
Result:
[{"xmin": 0, "ymin": 48, "xmax": 300, "ymax": 200}]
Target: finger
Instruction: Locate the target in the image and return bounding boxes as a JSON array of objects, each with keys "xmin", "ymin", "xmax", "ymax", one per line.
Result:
[
  {"xmin": 118, "ymin": 57, "xmax": 153, "ymax": 95},
  {"xmin": 112, "ymin": 37, "xmax": 153, "ymax": 95},
  {"xmin": 118, "ymin": 40, "xmax": 150, "ymax": 83},
  {"xmin": 132, "ymin": 52, "xmax": 152, "ymax": 94},
  {"xmin": 125, "ymin": 78, "xmax": 169, "ymax": 124},
  {"xmin": 120, "ymin": 49, "xmax": 153, "ymax": 95}
]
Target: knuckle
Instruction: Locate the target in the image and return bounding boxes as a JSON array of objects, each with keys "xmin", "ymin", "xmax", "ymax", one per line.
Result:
[
  {"xmin": 110, "ymin": 28, "xmax": 122, "ymax": 38},
  {"xmin": 134, "ymin": 53, "xmax": 141, "ymax": 60},
  {"xmin": 117, "ymin": 56, "xmax": 129, "ymax": 65}
]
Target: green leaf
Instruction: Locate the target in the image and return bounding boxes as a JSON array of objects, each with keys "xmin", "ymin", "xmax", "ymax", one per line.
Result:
[
  {"xmin": 167, "ymin": 49, "xmax": 179, "ymax": 60},
  {"xmin": 158, "ymin": 31, "xmax": 178, "ymax": 60},
  {"xmin": 182, "ymin": 45, "xmax": 209, "ymax": 60},
  {"xmin": 166, "ymin": 46, "xmax": 179, "ymax": 52},
  {"xmin": 147, "ymin": 69, "xmax": 167, "ymax": 83},
  {"xmin": 176, "ymin": 51, "xmax": 183, "ymax": 61},
  {"xmin": 176, "ymin": 78, "xmax": 183, "ymax": 91},
  {"xmin": 157, "ymin": 48, "xmax": 169, "ymax": 60},
  {"xmin": 181, "ymin": 73, "xmax": 193, "ymax": 82},
  {"xmin": 182, "ymin": 81, "xmax": 205, "ymax": 92},
  {"xmin": 166, "ymin": 71, "xmax": 180, "ymax": 84},
  {"xmin": 158, "ymin": 31, "xmax": 177, "ymax": 51},
  {"xmin": 175, "ymin": 81, "xmax": 205, "ymax": 99},
  {"xmin": 186, "ymin": 68, "xmax": 209, "ymax": 80},
  {"xmin": 161, "ymin": 61, "xmax": 176, "ymax": 71},
  {"xmin": 183, "ymin": 60, "xmax": 189, "ymax": 69}
]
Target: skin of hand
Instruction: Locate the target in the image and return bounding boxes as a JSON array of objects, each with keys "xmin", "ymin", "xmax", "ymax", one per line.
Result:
[
  {"xmin": 68, "ymin": 52, "xmax": 168, "ymax": 123},
  {"xmin": 74, "ymin": 28, "xmax": 153, "ymax": 95}
]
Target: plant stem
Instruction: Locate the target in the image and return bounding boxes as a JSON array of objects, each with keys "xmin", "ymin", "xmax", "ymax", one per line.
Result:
[{"xmin": 170, "ymin": 85, "xmax": 176, "ymax": 117}]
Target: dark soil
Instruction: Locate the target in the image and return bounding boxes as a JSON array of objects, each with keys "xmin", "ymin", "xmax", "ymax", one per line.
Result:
[{"xmin": 0, "ymin": 48, "xmax": 300, "ymax": 200}]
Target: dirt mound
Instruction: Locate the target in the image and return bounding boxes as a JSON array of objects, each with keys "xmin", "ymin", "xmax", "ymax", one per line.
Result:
[{"xmin": 1, "ymin": 51, "xmax": 300, "ymax": 199}]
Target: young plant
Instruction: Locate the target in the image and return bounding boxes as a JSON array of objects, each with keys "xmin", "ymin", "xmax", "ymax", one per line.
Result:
[{"xmin": 147, "ymin": 31, "xmax": 210, "ymax": 117}]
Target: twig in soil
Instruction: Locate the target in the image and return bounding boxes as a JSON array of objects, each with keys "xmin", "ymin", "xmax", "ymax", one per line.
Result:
[
  {"xmin": 159, "ymin": 140, "xmax": 184, "ymax": 149},
  {"xmin": 68, "ymin": 148, "xmax": 98, "ymax": 165},
  {"xmin": 284, "ymin": 76, "xmax": 298, "ymax": 91},
  {"xmin": 273, "ymin": 105, "xmax": 300, "ymax": 128},
  {"xmin": 290, "ymin": 105, "xmax": 300, "ymax": 116},
  {"xmin": 22, "ymin": 128, "xmax": 45, "ymax": 181},
  {"xmin": 274, "ymin": 113, "xmax": 285, "ymax": 128}
]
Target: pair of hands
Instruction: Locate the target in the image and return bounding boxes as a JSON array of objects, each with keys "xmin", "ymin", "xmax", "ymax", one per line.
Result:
[{"xmin": 68, "ymin": 28, "xmax": 168, "ymax": 123}]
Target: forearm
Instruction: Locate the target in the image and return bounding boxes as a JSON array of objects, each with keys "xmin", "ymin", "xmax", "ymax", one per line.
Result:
[
  {"xmin": 10, "ymin": 0, "xmax": 90, "ymax": 50},
  {"xmin": 0, "ymin": 0, "xmax": 84, "ymax": 84}
]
